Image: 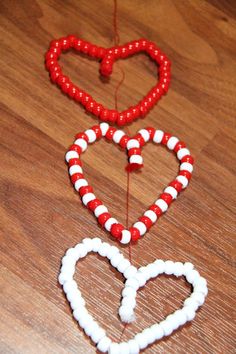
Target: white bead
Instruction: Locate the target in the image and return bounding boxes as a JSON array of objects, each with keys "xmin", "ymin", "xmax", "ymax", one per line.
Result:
[
  {"xmin": 173, "ymin": 262, "xmax": 184, "ymax": 276},
  {"xmin": 58, "ymin": 272, "xmax": 71, "ymax": 285},
  {"xmin": 174, "ymin": 309, "xmax": 187, "ymax": 326},
  {"xmin": 70, "ymin": 296, "xmax": 85, "ymax": 310},
  {"xmin": 184, "ymin": 297, "xmax": 199, "ymax": 311},
  {"xmin": 141, "ymin": 328, "xmax": 155, "ymax": 345},
  {"xmin": 104, "ymin": 218, "xmax": 118, "ymax": 232},
  {"xmin": 82, "ymin": 238, "xmax": 94, "ymax": 252},
  {"xmin": 164, "ymin": 186, "xmax": 178, "ymax": 199},
  {"xmin": 65, "ymin": 150, "xmax": 79, "ymax": 162},
  {"xmin": 74, "ymin": 179, "xmax": 88, "ymax": 191},
  {"xmin": 119, "ymin": 342, "xmax": 130, "ymax": 354},
  {"xmin": 63, "ymin": 280, "xmax": 77, "ymax": 294},
  {"xmin": 176, "ymin": 175, "xmax": 189, "ymax": 188},
  {"xmin": 182, "ymin": 306, "xmax": 196, "ymax": 321},
  {"xmin": 177, "ymin": 148, "xmax": 190, "ymax": 160},
  {"xmin": 135, "ymin": 332, "xmax": 148, "ymax": 350},
  {"xmin": 125, "ymin": 277, "xmax": 139, "ymax": 290},
  {"xmin": 60, "ymin": 263, "xmax": 75, "ymax": 274},
  {"xmin": 128, "ymin": 339, "xmax": 140, "ymax": 354},
  {"xmin": 106, "ymin": 245, "xmax": 119, "ymax": 260},
  {"xmin": 110, "ymin": 253, "xmax": 124, "ymax": 268},
  {"xmin": 74, "ymin": 138, "xmax": 87, "ymax": 152},
  {"xmin": 108, "ymin": 343, "xmax": 120, "ymax": 354},
  {"xmin": 74, "ymin": 244, "xmax": 87, "ymax": 258},
  {"xmin": 98, "ymin": 242, "xmax": 111, "ymax": 257},
  {"xmin": 117, "ymin": 259, "xmax": 131, "ymax": 273},
  {"xmin": 144, "ymin": 210, "xmax": 157, "ymax": 223},
  {"xmin": 122, "ymin": 296, "xmax": 136, "ymax": 309},
  {"xmin": 100, "ymin": 123, "xmax": 109, "ymax": 136},
  {"xmin": 85, "ymin": 129, "xmax": 97, "ymax": 143},
  {"xmin": 66, "ymin": 288, "xmax": 82, "ymax": 303},
  {"xmin": 129, "ymin": 155, "xmax": 143, "ymax": 165},
  {"xmin": 133, "ymin": 221, "xmax": 147, "ymax": 236},
  {"xmin": 94, "ymin": 205, "xmax": 108, "ymax": 217},
  {"xmin": 97, "ymin": 336, "xmax": 112, "ymax": 353},
  {"xmin": 190, "ymin": 292, "xmax": 206, "ymax": 306},
  {"xmin": 73, "ymin": 307, "xmax": 88, "ymax": 321},
  {"xmin": 167, "ymin": 136, "xmax": 179, "ymax": 150},
  {"xmin": 183, "ymin": 262, "xmax": 194, "ymax": 274},
  {"xmin": 195, "ymin": 276, "xmax": 207, "ymax": 288},
  {"xmin": 122, "ymin": 286, "xmax": 136, "ymax": 298},
  {"xmin": 194, "ymin": 284, "xmax": 208, "ymax": 296},
  {"xmin": 146, "ymin": 263, "xmax": 159, "ymax": 278},
  {"xmin": 120, "ymin": 230, "xmax": 131, "ymax": 244},
  {"xmin": 186, "ymin": 269, "xmax": 200, "ymax": 285},
  {"xmin": 90, "ymin": 327, "xmax": 106, "ymax": 344},
  {"xmin": 91, "ymin": 238, "xmax": 102, "ymax": 252},
  {"xmin": 153, "ymin": 130, "xmax": 164, "ymax": 143},
  {"xmin": 113, "ymin": 130, "xmax": 125, "ymax": 144},
  {"xmin": 84, "ymin": 320, "xmax": 99, "ymax": 336},
  {"xmin": 155, "ymin": 199, "xmax": 168, "ymax": 212},
  {"xmin": 119, "ymin": 305, "xmax": 135, "ymax": 323},
  {"xmin": 69, "ymin": 165, "xmax": 83, "ymax": 175},
  {"xmin": 160, "ymin": 319, "xmax": 173, "ymax": 336},
  {"xmin": 82, "ymin": 193, "xmax": 96, "ymax": 206},
  {"xmin": 138, "ymin": 129, "xmax": 150, "ymax": 142},
  {"xmin": 61, "ymin": 255, "xmax": 72, "ymax": 266},
  {"xmin": 164, "ymin": 260, "xmax": 175, "ymax": 275},
  {"xmin": 154, "ymin": 259, "xmax": 165, "ymax": 273},
  {"xmin": 150, "ymin": 324, "xmax": 164, "ymax": 341},
  {"xmin": 134, "ymin": 272, "xmax": 146, "ymax": 287},
  {"xmin": 65, "ymin": 247, "xmax": 78, "ymax": 259},
  {"xmin": 180, "ymin": 162, "xmax": 193, "ymax": 173},
  {"xmin": 124, "ymin": 265, "xmax": 137, "ymax": 279},
  {"xmin": 78, "ymin": 314, "xmax": 93, "ymax": 329},
  {"xmin": 127, "ymin": 139, "xmax": 140, "ymax": 149}
]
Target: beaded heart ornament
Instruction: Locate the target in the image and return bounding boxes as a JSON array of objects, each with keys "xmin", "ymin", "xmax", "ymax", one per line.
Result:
[
  {"xmin": 59, "ymin": 238, "xmax": 208, "ymax": 354},
  {"xmin": 65, "ymin": 122, "xmax": 194, "ymax": 244},
  {"xmin": 45, "ymin": 36, "xmax": 171, "ymax": 126}
]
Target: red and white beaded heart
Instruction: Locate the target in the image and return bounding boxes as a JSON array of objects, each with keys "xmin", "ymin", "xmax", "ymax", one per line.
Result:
[
  {"xmin": 65, "ymin": 123, "xmax": 194, "ymax": 244},
  {"xmin": 45, "ymin": 36, "xmax": 171, "ymax": 126},
  {"xmin": 59, "ymin": 238, "xmax": 208, "ymax": 353}
]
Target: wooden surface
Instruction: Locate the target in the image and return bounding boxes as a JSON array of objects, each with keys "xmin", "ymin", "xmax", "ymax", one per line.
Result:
[{"xmin": 1, "ymin": 0, "xmax": 236, "ymax": 353}]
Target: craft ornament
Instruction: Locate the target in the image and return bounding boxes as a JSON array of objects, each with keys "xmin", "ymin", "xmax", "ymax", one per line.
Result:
[
  {"xmin": 65, "ymin": 123, "xmax": 194, "ymax": 244},
  {"xmin": 59, "ymin": 238, "xmax": 208, "ymax": 354},
  {"xmin": 45, "ymin": 36, "xmax": 171, "ymax": 126}
]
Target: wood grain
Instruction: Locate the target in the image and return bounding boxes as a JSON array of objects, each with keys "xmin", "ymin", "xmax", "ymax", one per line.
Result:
[{"xmin": 0, "ymin": 0, "xmax": 236, "ymax": 353}]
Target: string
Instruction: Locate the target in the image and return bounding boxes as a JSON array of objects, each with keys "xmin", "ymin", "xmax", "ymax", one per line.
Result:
[{"xmin": 113, "ymin": 0, "xmax": 132, "ymax": 341}]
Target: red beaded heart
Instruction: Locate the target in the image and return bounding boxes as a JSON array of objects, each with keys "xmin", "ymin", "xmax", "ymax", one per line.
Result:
[
  {"xmin": 65, "ymin": 123, "xmax": 194, "ymax": 244},
  {"xmin": 45, "ymin": 35, "xmax": 171, "ymax": 126}
]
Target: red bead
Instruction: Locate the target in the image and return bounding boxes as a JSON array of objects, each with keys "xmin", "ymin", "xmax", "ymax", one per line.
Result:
[
  {"xmin": 74, "ymin": 90, "xmax": 85, "ymax": 102},
  {"xmin": 50, "ymin": 71, "xmax": 61, "ymax": 82},
  {"xmin": 68, "ymin": 158, "xmax": 82, "ymax": 167},
  {"xmin": 46, "ymin": 59, "xmax": 56, "ymax": 70},
  {"xmin": 128, "ymin": 148, "xmax": 141, "ymax": 157},
  {"xmin": 109, "ymin": 110, "xmax": 118, "ymax": 123},
  {"xmin": 149, "ymin": 204, "xmax": 163, "ymax": 216},
  {"xmin": 98, "ymin": 213, "xmax": 111, "ymax": 226},
  {"xmin": 89, "ymin": 45, "xmax": 99, "ymax": 57},
  {"xmin": 68, "ymin": 85, "xmax": 78, "ymax": 98},
  {"xmin": 50, "ymin": 40, "xmax": 61, "ymax": 48},
  {"xmin": 174, "ymin": 141, "xmax": 186, "ymax": 153},
  {"xmin": 61, "ymin": 81, "xmax": 71, "ymax": 94},
  {"xmin": 179, "ymin": 170, "xmax": 192, "ymax": 180},
  {"xmin": 139, "ymin": 104, "xmax": 148, "ymax": 117},
  {"xmin": 57, "ymin": 75, "xmax": 69, "ymax": 86},
  {"xmin": 160, "ymin": 193, "xmax": 173, "ymax": 205},
  {"xmin": 45, "ymin": 51, "xmax": 56, "ymax": 61},
  {"xmin": 87, "ymin": 199, "xmax": 102, "ymax": 211},
  {"xmin": 81, "ymin": 94, "xmax": 92, "ymax": 105},
  {"xmin": 138, "ymin": 216, "xmax": 153, "ymax": 229},
  {"xmin": 117, "ymin": 113, "xmax": 127, "ymax": 126},
  {"xmin": 70, "ymin": 173, "xmax": 84, "ymax": 184},
  {"xmin": 100, "ymin": 109, "xmax": 110, "ymax": 122},
  {"xmin": 111, "ymin": 223, "xmax": 124, "ymax": 239},
  {"xmin": 161, "ymin": 132, "xmax": 171, "ymax": 145},
  {"xmin": 93, "ymin": 103, "xmax": 103, "ymax": 117},
  {"xmin": 73, "ymin": 39, "xmax": 83, "ymax": 51},
  {"xmin": 105, "ymin": 127, "xmax": 116, "ymax": 140},
  {"xmin": 125, "ymin": 110, "xmax": 134, "ymax": 123},
  {"xmin": 75, "ymin": 133, "xmax": 89, "ymax": 142},
  {"xmin": 146, "ymin": 127, "xmax": 155, "ymax": 139},
  {"xmin": 60, "ymin": 37, "xmax": 70, "ymax": 50},
  {"xmin": 81, "ymin": 41, "xmax": 91, "ymax": 54},
  {"xmin": 129, "ymin": 227, "xmax": 141, "ymax": 241},
  {"xmin": 134, "ymin": 133, "xmax": 145, "ymax": 147},
  {"xmin": 119, "ymin": 135, "xmax": 129, "ymax": 148},
  {"xmin": 79, "ymin": 185, "xmax": 94, "ymax": 197},
  {"xmin": 69, "ymin": 144, "xmax": 82, "ymax": 154},
  {"xmin": 181, "ymin": 155, "xmax": 194, "ymax": 165},
  {"xmin": 86, "ymin": 100, "xmax": 95, "ymax": 113},
  {"xmin": 91, "ymin": 125, "xmax": 102, "ymax": 139},
  {"xmin": 169, "ymin": 180, "xmax": 183, "ymax": 192},
  {"xmin": 50, "ymin": 46, "xmax": 61, "ymax": 56},
  {"xmin": 67, "ymin": 35, "xmax": 76, "ymax": 45}
]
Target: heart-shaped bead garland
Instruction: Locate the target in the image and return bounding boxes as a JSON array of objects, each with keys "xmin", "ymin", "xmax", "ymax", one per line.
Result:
[
  {"xmin": 65, "ymin": 123, "xmax": 194, "ymax": 244},
  {"xmin": 45, "ymin": 36, "xmax": 171, "ymax": 126},
  {"xmin": 59, "ymin": 238, "xmax": 208, "ymax": 354}
]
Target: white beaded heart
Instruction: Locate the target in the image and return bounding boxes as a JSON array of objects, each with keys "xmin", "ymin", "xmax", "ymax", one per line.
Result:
[
  {"xmin": 59, "ymin": 238, "xmax": 208, "ymax": 353},
  {"xmin": 66, "ymin": 123, "xmax": 194, "ymax": 244}
]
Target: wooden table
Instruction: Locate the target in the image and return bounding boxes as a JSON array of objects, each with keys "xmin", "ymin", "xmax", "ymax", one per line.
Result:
[{"xmin": 1, "ymin": 1, "xmax": 235, "ymax": 353}]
